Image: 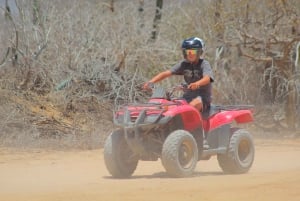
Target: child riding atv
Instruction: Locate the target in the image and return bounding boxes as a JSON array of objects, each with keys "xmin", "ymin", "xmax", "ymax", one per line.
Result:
[{"xmin": 143, "ymin": 37, "xmax": 213, "ymax": 112}]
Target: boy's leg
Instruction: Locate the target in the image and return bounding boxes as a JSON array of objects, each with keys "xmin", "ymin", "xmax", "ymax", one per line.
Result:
[
  {"xmin": 190, "ymin": 96, "xmax": 210, "ymax": 148},
  {"xmin": 189, "ymin": 96, "xmax": 203, "ymax": 111}
]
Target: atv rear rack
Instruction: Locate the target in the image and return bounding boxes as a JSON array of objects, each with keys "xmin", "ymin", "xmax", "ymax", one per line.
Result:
[
  {"xmin": 212, "ymin": 105, "xmax": 254, "ymax": 111},
  {"xmin": 202, "ymin": 105, "xmax": 254, "ymax": 119}
]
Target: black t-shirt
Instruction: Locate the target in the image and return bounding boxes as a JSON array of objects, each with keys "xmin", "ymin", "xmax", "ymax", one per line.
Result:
[{"xmin": 170, "ymin": 59, "xmax": 214, "ymax": 104}]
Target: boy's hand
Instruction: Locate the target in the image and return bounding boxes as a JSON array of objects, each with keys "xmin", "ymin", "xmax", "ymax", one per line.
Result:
[
  {"xmin": 143, "ymin": 81, "xmax": 154, "ymax": 90},
  {"xmin": 188, "ymin": 82, "xmax": 200, "ymax": 90}
]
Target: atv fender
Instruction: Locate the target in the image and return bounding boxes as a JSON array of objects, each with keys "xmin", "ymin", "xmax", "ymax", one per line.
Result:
[
  {"xmin": 208, "ymin": 110, "xmax": 253, "ymax": 131},
  {"xmin": 164, "ymin": 105, "xmax": 202, "ymax": 131}
]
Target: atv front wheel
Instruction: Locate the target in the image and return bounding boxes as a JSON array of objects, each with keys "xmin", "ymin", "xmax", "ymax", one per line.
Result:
[
  {"xmin": 217, "ymin": 129, "xmax": 255, "ymax": 174},
  {"xmin": 161, "ymin": 130, "xmax": 198, "ymax": 177},
  {"xmin": 104, "ymin": 129, "xmax": 138, "ymax": 178}
]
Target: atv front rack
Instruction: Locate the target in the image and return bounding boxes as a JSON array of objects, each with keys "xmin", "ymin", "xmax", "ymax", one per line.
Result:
[
  {"xmin": 113, "ymin": 103, "xmax": 175, "ymax": 127},
  {"xmin": 113, "ymin": 103, "xmax": 175, "ymax": 156}
]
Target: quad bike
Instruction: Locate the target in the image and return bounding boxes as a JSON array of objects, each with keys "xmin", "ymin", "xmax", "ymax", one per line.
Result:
[{"xmin": 104, "ymin": 84, "xmax": 255, "ymax": 178}]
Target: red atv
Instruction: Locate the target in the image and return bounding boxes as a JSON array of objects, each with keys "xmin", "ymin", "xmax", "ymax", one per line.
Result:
[{"xmin": 104, "ymin": 84, "xmax": 255, "ymax": 178}]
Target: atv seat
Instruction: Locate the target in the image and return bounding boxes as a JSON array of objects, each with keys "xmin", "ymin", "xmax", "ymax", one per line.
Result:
[{"xmin": 201, "ymin": 104, "xmax": 220, "ymax": 120}]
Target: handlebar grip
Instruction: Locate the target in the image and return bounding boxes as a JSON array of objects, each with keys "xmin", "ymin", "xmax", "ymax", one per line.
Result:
[
  {"xmin": 148, "ymin": 82, "xmax": 155, "ymax": 89},
  {"xmin": 181, "ymin": 83, "xmax": 188, "ymax": 89}
]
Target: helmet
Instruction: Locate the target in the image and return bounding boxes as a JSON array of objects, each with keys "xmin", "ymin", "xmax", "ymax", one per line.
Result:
[
  {"xmin": 181, "ymin": 37, "xmax": 205, "ymax": 58},
  {"xmin": 181, "ymin": 37, "xmax": 205, "ymax": 50}
]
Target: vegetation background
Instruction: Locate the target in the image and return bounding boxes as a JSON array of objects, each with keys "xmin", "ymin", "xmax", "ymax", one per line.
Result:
[{"xmin": 0, "ymin": 0, "xmax": 299, "ymax": 149}]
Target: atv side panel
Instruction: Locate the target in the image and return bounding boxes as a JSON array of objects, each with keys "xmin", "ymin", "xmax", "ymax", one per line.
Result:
[{"xmin": 206, "ymin": 124, "xmax": 231, "ymax": 149}]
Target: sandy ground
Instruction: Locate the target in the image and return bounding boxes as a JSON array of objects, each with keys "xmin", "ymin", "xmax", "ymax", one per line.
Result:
[{"xmin": 1, "ymin": 138, "xmax": 300, "ymax": 201}]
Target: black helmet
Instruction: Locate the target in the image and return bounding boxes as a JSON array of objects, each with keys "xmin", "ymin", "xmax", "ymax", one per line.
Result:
[
  {"xmin": 181, "ymin": 37, "xmax": 205, "ymax": 59},
  {"xmin": 181, "ymin": 37, "xmax": 205, "ymax": 50}
]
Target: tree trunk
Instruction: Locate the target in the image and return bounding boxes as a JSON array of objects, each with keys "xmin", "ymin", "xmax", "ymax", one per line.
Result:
[
  {"xmin": 110, "ymin": 0, "xmax": 114, "ymax": 12},
  {"xmin": 5, "ymin": 0, "xmax": 11, "ymax": 20},
  {"xmin": 151, "ymin": 0, "xmax": 163, "ymax": 41},
  {"xmin": 214, "ymin": 0, "xmax": 224, "ymax": 42},
  {"xmin": 138, "ymin": 0, "xmax": 144, "ymax": 30},
  {"xmin": 285, "ymin": 82, "xmax": 297, "ymax": 131},
  {"xmin": 33, "ymin": 0, "xmax": 40, "ymax": 25}
]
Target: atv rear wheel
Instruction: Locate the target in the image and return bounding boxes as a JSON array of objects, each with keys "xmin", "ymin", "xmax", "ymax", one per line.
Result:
[
  {"xmin": 217, "ymin": 129, "xmax": 255, "ymax": 174},
  {"xmin": 104, "ymin": 129, "xmax": 138, "ymax": 178},
  {"xmin": 161, "ymin": 130, "xmax": 198, "ymax": 177}
]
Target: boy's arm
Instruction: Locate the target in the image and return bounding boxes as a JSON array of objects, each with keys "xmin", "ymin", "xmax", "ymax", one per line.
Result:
[
  {"xmin": 149, "ymin": 70, "xmax": 172, "ymax": 83},
  {"xmin": 188, "ymin": 75, "xmax": 211, "ymax": 90},
  {"xmin": 143, "ymin": 70, "xmax": 172, "ymax": 89}
]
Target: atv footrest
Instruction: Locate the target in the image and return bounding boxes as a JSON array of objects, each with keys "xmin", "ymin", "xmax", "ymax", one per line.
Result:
[{"xmin": 201, "ymin": 147, "xmax": 227, "ymax": 158}]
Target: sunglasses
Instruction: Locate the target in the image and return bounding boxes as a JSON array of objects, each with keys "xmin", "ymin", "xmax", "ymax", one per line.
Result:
[{"xmin": 183, "ymin": 49, "xmax": 198, "ymax": 55}]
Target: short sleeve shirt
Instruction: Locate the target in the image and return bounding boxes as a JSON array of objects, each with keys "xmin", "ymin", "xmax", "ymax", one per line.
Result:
[{"xmin": 170, "ymin": 59, "xmax": 214, "ymax": 104}]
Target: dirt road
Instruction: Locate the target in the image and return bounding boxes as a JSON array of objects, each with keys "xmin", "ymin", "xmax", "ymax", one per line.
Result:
[{"xmin": 1, "ymin": 138, "xmax": 300, "ymax": 201}]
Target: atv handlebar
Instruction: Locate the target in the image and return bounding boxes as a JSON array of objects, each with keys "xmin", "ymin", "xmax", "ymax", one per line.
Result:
[
  {"xmin": 144, "ymin": 82, "xmax": 192, "ymax": 100},
  {"xmin": 163, "ymin": 83, "xmax": 189, "ymax": 92},
  {"xmin": 166, "ymin": 83, "xmax": 189, "ymax": 98}
]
